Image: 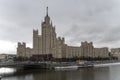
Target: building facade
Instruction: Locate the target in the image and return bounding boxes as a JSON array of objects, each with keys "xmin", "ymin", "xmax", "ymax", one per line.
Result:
[
  {"xmin": 0, "ymin": 54, "xmax": 16, "ymax": 62},
  {"xmin": 17, "ymin": 7, "xmax": 109, "ymax": 59},
  {"xmin": 111, "ymin": 48, "xmax": 120, "ymax": 59}
]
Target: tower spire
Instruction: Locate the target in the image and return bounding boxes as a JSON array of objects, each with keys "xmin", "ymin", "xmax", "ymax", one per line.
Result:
[
  {"xmin": 44, "ymin": 6, "xmax": 50, "ymax": 24},
  {"xmin": 46, "ymin": 7, "xmax": 48, "ymax": 16}
]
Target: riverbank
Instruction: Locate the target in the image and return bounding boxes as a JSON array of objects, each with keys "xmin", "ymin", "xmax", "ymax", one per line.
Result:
[{"xmin": 0, "ymin": 60, "xmax": 120, "ymax": 70}]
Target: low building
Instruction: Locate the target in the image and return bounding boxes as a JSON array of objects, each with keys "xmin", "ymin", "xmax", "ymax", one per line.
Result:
[
  {"xmin": 0, "ymin": 54, "xmax": 7, "ymax": 61},
  {"xmin": 94, "ymin": 47, "xmax": 109, "ymax": 58},
  {"xmin": 0, "ymin": 54, "xmax": 16, "ymax": 62},
  {"xmin": 111, "ymin": 48, "xmax": 120, "ymax": 59}
]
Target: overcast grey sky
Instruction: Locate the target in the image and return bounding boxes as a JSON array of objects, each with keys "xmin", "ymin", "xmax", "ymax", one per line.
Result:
[{"xmin": 0, "ymin": 0, "xmax": 120, "ymax": 54}]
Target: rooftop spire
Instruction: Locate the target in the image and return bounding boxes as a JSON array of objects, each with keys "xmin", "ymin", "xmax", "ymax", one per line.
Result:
[
  {"xmin": 44, "ymin": 6, "xmax": 50, "ymax": 24},
  {"xmin": 46, "ymin": 7, "xmax": 48, "ymax": 16}
]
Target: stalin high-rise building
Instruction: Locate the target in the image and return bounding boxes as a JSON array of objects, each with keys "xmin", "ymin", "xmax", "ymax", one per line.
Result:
[
  {"xmin": 17, "ymin": 7, "xmax": 109, "ymax": 59},
  {"xmin": 17, "ymin": 7, "xmax": 65, "ymax": 59}
]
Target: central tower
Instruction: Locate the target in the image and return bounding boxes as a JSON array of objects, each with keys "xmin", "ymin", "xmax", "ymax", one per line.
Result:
[{"xmin": 41, "ymin": 7, "xmax": 57, "ymax": 55}]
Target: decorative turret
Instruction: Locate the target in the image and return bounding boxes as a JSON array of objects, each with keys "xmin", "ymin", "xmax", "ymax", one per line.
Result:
[
  {"xmin": 62, "ymin": 37, "xmax": 65, "ymax": 44},
  {"xmin": 33, "ymin": 29, "xmax": 38, "ymax": 37},
  {"xmin": 17, "ymin": 42, "xmax": 26, "ymax": 58}
]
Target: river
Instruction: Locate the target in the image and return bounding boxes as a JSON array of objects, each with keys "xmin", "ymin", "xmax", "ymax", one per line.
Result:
[{"xmin": 0, "ymin": 65, "xmax": 120, "ymax": 80}]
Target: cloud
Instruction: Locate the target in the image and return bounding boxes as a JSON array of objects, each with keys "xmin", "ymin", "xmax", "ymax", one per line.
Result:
[{"xmin": 0, "ymin": 0, "xmax": 120, "ymax": 53}]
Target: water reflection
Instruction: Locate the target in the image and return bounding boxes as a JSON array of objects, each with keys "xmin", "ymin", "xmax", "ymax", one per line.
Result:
[
  {"xmin": 109, "ymin": 65, "xmax": 120, "ymax": 80},
  {"xmin": 30, "ymin": 68, "xmax": 109, "ymax": 80},
  {"xmin": 94, "ymin": 67, "xmax": 110, "ymax": 80},
  {"xmin": 0, "ymin": 67, "xmax": 16, "ymax": 75},
  {"xmin": 1, "ymin": 66, "xmax": 120, "ymax": 80},
  {"xmin": 31, "ymin": 71, "xmax": 66, "ymax": 80}
]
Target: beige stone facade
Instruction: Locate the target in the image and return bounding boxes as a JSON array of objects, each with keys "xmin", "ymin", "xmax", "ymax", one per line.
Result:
[
  {"xmin": 17, "ymin": 7, "xmax": 109, "ymax": 59},
  {"xmin": 94, "ymin": 47, "xmax": 109, "ymax": 58},
  {"xmin": 65, "ymin": 46, "xmax": 81, "ymax": 58},
  {"xmin": 111, "ymin": 48, "xmax": 120, "ymax": 58},
  {"xmin": 80, "ymin": 41, "xmax": 94, "ymax": 57}
]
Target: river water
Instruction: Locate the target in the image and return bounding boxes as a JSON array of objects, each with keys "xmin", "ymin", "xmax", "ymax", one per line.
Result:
[{"xmin": 0, "ymin": 65, "xmax": 120, "ymax": 80}]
